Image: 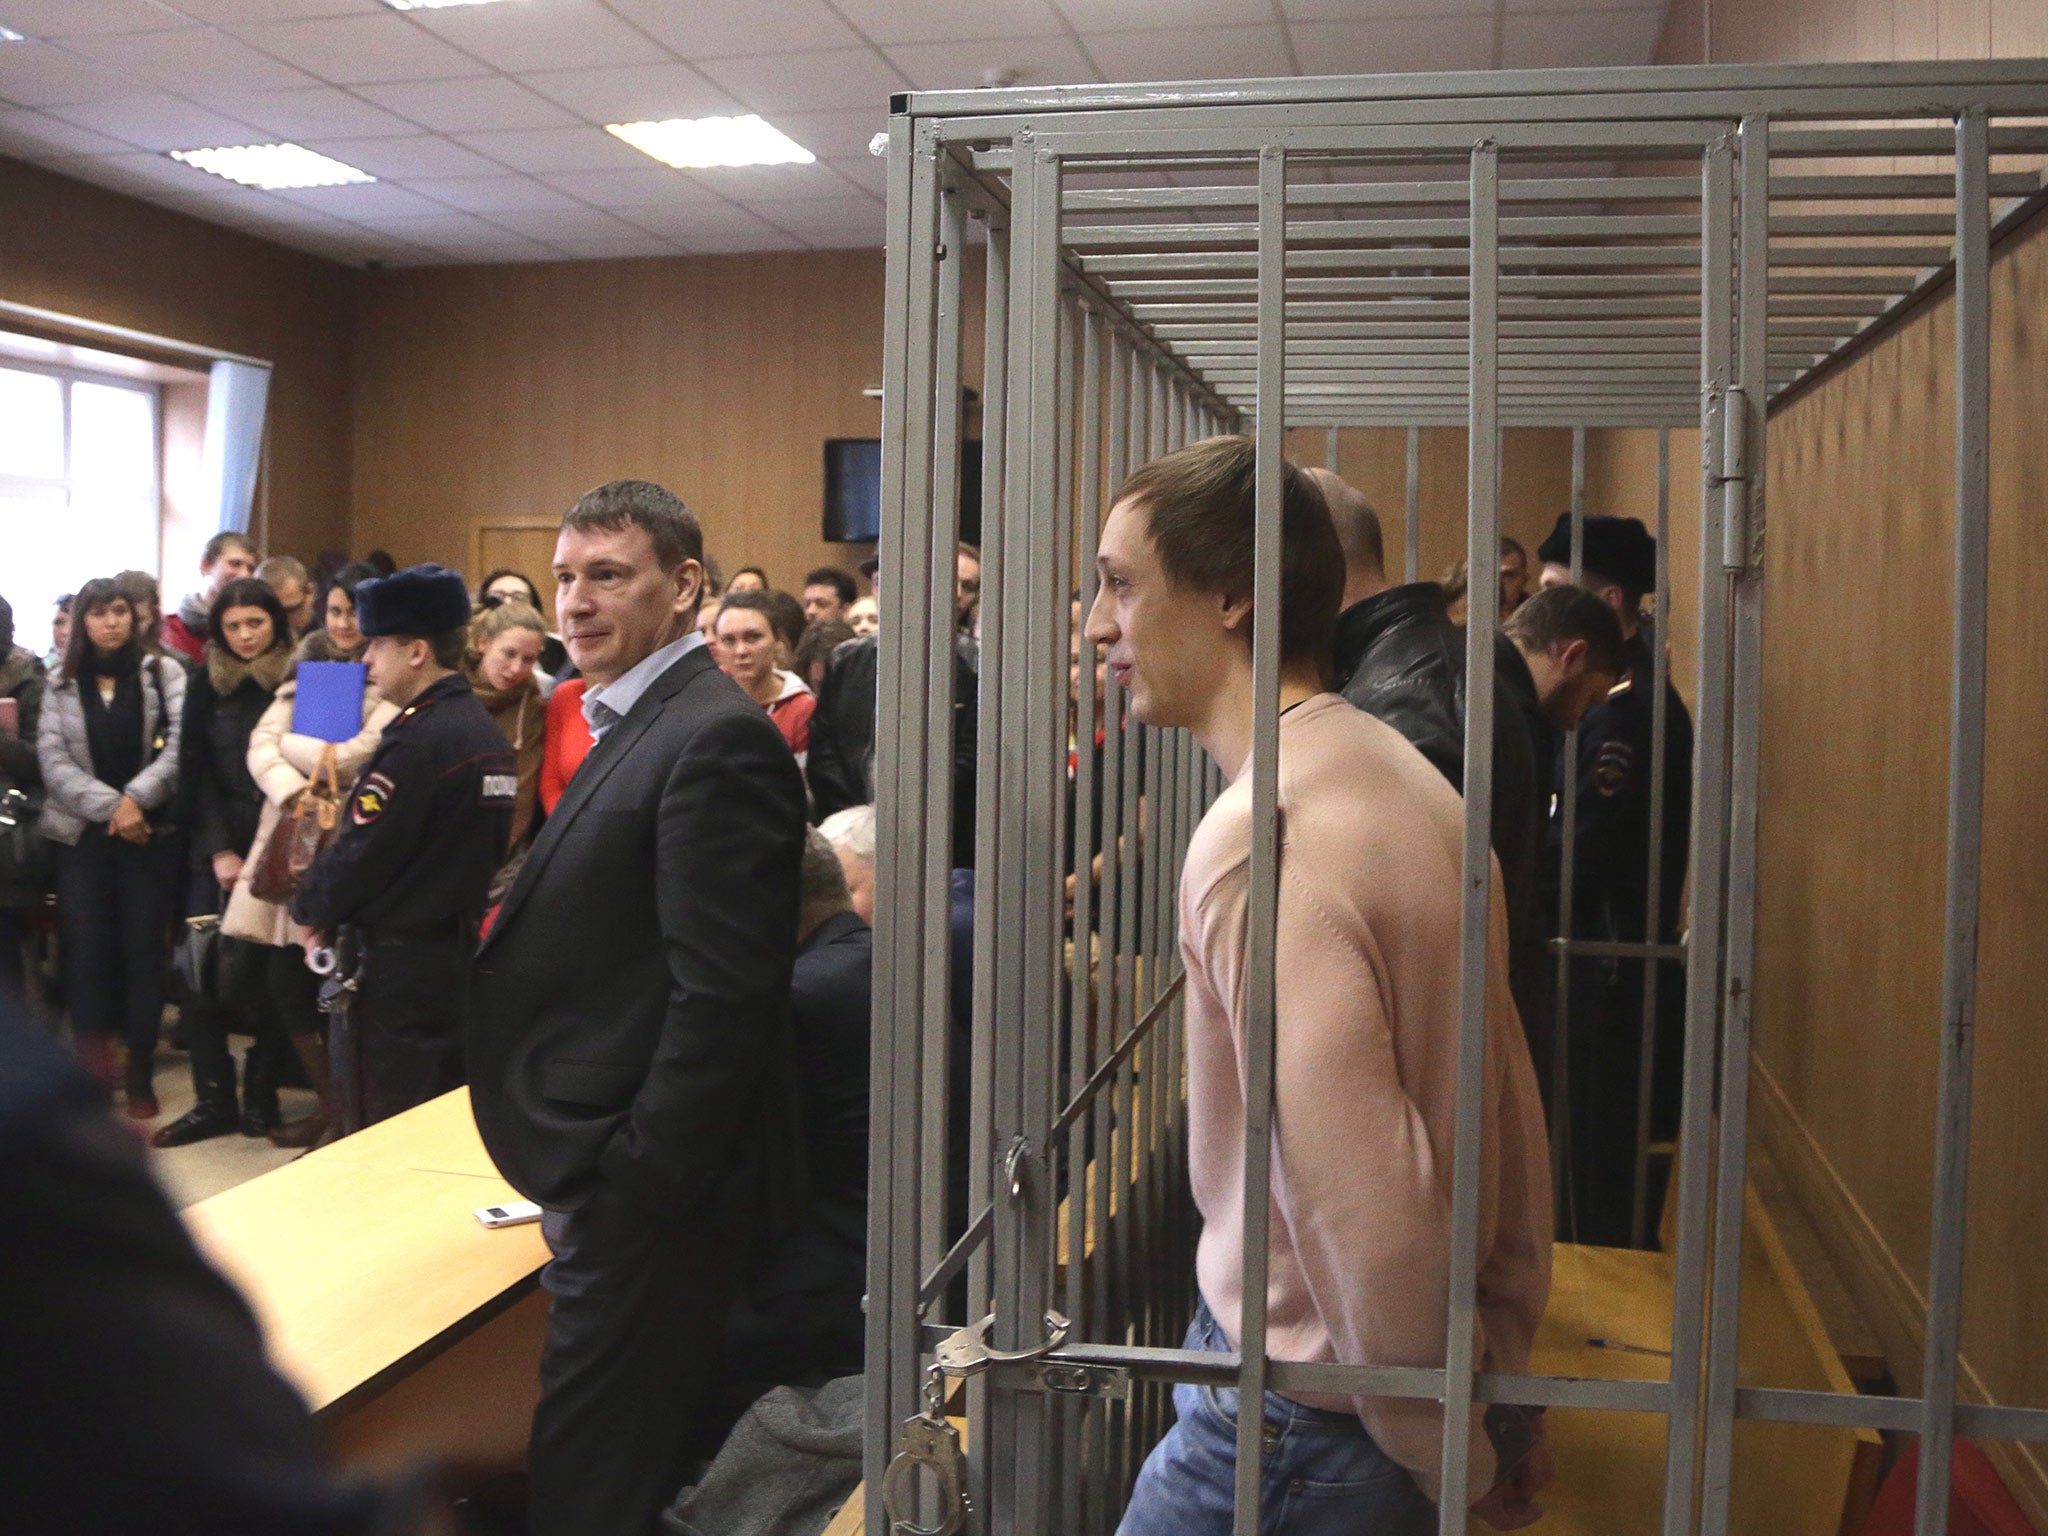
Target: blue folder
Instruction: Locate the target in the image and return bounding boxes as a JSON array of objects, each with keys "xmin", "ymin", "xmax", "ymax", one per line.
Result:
[{"xmin": 292, "ymin": 661, "xmax": 366, "ymax": 744}]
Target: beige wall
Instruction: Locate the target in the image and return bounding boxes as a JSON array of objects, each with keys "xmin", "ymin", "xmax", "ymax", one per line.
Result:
[
  {"xmin": 0, "ymin": 157, "xmax": 356, "ymax": 576},
  {"xmin": 1559, "ymin": 0, "xmax": 2048, "ymax": 1515},
  {"xmin": 348, "ymin": 247, "xmax": 936, "ymax": 593},
  {"xmin": 1283, "ymin": 425, "xmax": 1580, "ymax": 599}
]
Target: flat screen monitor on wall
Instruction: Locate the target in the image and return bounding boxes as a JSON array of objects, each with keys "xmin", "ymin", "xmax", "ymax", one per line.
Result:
[{"xmin": 824, "ymin": 438, "xmax": 982, "ymax": 548}]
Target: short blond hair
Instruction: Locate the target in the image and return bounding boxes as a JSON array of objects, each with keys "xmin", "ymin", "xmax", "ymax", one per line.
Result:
[{"xmin": 468, "ymin": 600, "xmax": 546, "ymax": 668}]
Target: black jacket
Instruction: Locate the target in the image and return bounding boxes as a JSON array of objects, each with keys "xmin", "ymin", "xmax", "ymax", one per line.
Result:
[
  {"xmin": 469, "ymin": 645, "xmax": 809, "ymax": 1226},
  {"xmin": 1333, "ymin": 583, "xmax": 1547, "ymax": 1046},
  {"xmin": 1552, "ymin": 628, "xmax": 1694, "ymax": 945},
  {"xmin": 290, "ymin": 673, "xmax": 514, "ymax": 939},
  {"xmin": 0, "ymin": 1012, "xmax": 419, "ymax": 1535},
  {"xmin": 177, "ymin": 645, "xmax": 288, "ymax": 870},
  {"xmin": 806, "ymin": 634, "xmax": 978, "ymax": 866},
  {"xmin": 0, "ymin": 646, "xmax": 43, "ymax": 790}
]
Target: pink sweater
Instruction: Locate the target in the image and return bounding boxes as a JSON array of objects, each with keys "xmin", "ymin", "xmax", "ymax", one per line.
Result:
[{"xmin": 1180, "ymin": 692, "xmax": 1552, "ymax": 1505}]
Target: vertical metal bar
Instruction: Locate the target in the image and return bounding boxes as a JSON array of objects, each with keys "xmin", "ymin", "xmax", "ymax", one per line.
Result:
[
  {"xmin": 1629, "ymin": 425, "xmax": 1673, "ymax": 1251},
  {"xmin": 1405, "ymin": 424, "xmax": 1422, "ymax": 583},
  {"xmin": 1659, "ymin": 128, "xmax": 1738, "ymax": 1536},
  {"xmin": 1699, "ymin": 109, "xmax": 1772, "ymax": 1536},
  {"xmin": 1325, "ymin": 423, "xmax": 1340, "ymax": 471},
  {"xmin": 1916, "ymin": 103, "xmax": 1991, "ymax": 1536},
  {"xmin": 1234, "ymin": 141, "xmax": 1287, "ymax": 1536},
  {"xmin": 1550, "ymin": 423, "xmax": 1587, "ymax": 1227},
  {"xmin": 863, "ymin": 108, "xmax": 936, "ymax": 1529},
  {"xmin": 1436, "ymin": 137, "xmax": 1501, "ymax": 1536},
  {"xmin": 969, "ymin": 211, "xmax": 1010, "ymax": 1344},
  {"xmin": 920, "ymin": 180, "xmax": 967, "ymax": 1294}
]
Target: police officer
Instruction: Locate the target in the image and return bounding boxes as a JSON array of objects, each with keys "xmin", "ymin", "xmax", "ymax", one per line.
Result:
[
  {"xmin": 1535, "ymin": 514, "xmax": 1695, "ymax": 1247},
  {"xmin": 292, "ymin": 564, "xmax": 514, "ymax": 1130}
]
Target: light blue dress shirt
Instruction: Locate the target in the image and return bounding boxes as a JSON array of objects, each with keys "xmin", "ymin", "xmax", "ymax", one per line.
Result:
[{"xmin": 580, "ymin": 628, "xmax": 707, "ymax": 743}]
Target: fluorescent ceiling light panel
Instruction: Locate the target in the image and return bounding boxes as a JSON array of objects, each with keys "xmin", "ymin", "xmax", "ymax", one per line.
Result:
[
  {"xmin": 0, "ymin": 26, "xmax": 25, "ymax": 41},
  {"xmin": 607, "ymin": 115, "xmax": 816, "ymax": 170},
  {"xmin": 169, "ymin": 143, "xmax": 376, "ymax": 191}
]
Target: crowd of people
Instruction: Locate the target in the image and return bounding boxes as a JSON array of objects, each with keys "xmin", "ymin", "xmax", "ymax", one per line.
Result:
[{"xmin": 0, "ymin": 444, "xmax": 1689, "ymax": 1536}]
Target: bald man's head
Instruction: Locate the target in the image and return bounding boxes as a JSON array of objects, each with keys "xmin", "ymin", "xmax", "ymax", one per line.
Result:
[{"xmin": 1305, "ymin": 468, "xmax": 1387, "ymax": 611}]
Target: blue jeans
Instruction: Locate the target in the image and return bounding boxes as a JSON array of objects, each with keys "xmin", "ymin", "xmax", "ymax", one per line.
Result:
[{"xmin": 1118, "ymin": 1301, "xmax": 1436, "ymax": 1536}]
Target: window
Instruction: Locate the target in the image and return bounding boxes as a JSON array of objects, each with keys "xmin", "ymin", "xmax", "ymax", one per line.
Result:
[{"xmin": 0, "ymin": 360, "xmax": 160, "ymax": 658}]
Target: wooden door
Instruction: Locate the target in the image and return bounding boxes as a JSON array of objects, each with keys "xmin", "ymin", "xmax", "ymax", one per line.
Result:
[{"xmin": 472, "ymin": 520, "xmax": 561, "ymax": 626}]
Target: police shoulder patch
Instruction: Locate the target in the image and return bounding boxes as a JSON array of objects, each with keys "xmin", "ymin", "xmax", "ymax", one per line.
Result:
[
  {"xmin": 352, "ymin": 772, "xmax": 396, "ymax": 826},
  {"xmin": 480, "ymin": 771, "xmax": 518, "ymax": 804},
  {"xmin": 1592, "ymin": 739, "xmax": 1635, "ymax": 797}
]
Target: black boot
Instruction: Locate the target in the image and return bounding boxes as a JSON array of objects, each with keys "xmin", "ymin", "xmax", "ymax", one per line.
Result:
[
  {"xmin": 123, "ymin": 1049, "xmax": 159, "ymax": 1122},
  {"xmin": 240, "ymin": 1032, "xmax": 284, "ymax": 1137},
  {"xmin": 152, "ymin": 1033, "xmax": 237, "ymax": 1148}
]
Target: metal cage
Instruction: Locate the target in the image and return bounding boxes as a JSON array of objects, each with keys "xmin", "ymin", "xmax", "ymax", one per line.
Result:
[{"xmin": 866, "ymin": 59, "xmax": 2048, "ymax": 1536}]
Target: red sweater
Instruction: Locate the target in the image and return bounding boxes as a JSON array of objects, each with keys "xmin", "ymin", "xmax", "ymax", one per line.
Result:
[{"xmin": 539, "ymin": 679, "xmax": 595, "ymax": 815}]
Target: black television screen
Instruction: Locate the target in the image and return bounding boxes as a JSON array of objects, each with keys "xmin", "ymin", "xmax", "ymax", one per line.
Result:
[{"xmin": 824, "ymin": 438, "xmax": 982, "ymax": 547}]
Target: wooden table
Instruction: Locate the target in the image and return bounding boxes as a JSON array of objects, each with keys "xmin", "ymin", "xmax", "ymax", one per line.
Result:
[{"xmin": 182, "ymin": 1088, "xmax": 551, "ymax": 1473}]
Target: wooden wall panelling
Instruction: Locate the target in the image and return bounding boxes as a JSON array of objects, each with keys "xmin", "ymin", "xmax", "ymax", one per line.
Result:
[
  {"xmin": 1281, "ymin": 426, "xmax": 1577, "ymax": 594},
  {"xmin": 0, "ymin": 158, "xmax": 356, "ymax": 569},
  {"xmin": 349, "ymin": 246, "xmax": 987, "ymax": 597},
  {"xmin": 1588, "ymin": 216, "xmax": 2048, "ymax": 1523}
]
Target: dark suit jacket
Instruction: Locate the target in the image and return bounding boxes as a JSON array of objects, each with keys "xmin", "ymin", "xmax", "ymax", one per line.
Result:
[
  {"xmin": 0, "ymin": 1014, "xmax": 415, "ymax": 1535},
  {"xmin": 468, "ymin": 643, "xmax": 808, "ymax": 1222}
]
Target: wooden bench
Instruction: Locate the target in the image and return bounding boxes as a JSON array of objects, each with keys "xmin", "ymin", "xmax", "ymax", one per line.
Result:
[
  {"xmin": 181, "ymin": 1087, "xmax": 551, "ymax": 1474},
  {"xmin": 829, "ymin": 1183, "xmax": 1878, "ymax": 1535}
]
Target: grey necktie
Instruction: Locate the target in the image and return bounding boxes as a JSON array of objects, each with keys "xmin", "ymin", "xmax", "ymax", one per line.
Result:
[{"xmin": 587, "ymin": 699, "xmax": 622, "ymax": 742}]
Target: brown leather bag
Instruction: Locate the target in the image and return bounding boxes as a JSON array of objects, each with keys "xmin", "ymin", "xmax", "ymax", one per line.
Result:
[{"xmin": 248, "ymin": 745, "xmax": 345, "ymax": 903}]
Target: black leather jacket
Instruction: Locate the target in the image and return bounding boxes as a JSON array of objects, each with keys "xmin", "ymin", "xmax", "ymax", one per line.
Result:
[{"xmin": 1332, "ymin": 583, "xmax": 1552, "ymax": 1067}]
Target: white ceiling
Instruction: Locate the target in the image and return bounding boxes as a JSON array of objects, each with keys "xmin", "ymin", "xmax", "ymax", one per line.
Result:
[{"xmin": 0, "ymin": 0, "xmax": 1671, "ymax": 268}]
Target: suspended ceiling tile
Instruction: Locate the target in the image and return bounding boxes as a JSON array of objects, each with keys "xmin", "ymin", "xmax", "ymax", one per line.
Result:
[
  {"xmin": 545, "ymin": 233, "xmax": 687, "ymax": 259},
  {"xmin": 0, "ymin": 106, "xmax": 133, "ymax": 158},
  {"xmin": 1061, "ymin": 0, "xmax": 1280, "ymax": 29},
  {"xmin": 826, "ymin": 152, "xmax": 888, "ymax": 197},
  {"xmin": 169, "ymin": 0, "xmax": 383, "ymax": 20},
  {"xmin": 297, "ymin": 130, "xmax": 503, "ymax": 179},
  {"xmin": 1500, "ymin": 6, "xmax": 1664, "ymax": 65},
  {"xmin": 477, "ymin": 204, "xmax": 651, "ymax": 241},
  {"xmin": 1081, "ymin": 22, "xmax": 1296, "ymax": 82},
  {"xmin": 227, "ymin": 12, "xmax": 492, "ymax": 85},
  {"xmin": 62, "ymin": 24, "xmax": 319, "ymax": 95},
  {"xmin": 0, "ymin": 0, "xmax": 192, "ymax": 37},
  {"xmin": 1288, "ymin": 16, "xmax": 1498, "ymax": 73},
  {"xmin": 271, "ymin": 177, "xmax": 451, "ymax": 218},
  {"xmin": 1279, "ymin": 0, "xmax": 1493, "ymax": 18},
  {"xmin": 408, "ymin": 0, "xmax": 671, "ymax": 75},
  {"xmin": 682, "ymin": 157, "xmax": 862, "ymax": 202},
  {"xmin": 0, "ymin": 41, "xmax": 147, "ymax": 108},
  {"xmin": 46, "ymin": 91, "xmax": 265, "ymax": 151},
  {"xmin": 619, "ymin": 197, "xmax": 797, "ymax": 245},
  {"xmin": 195, "ymin": 84, "xmax": 419, "ymax": 139},
  {"xmin": 601, "ymin": 0, "xmax": 863, "ymax": 61},
  {"xmin": 402, "ymin": 171, "xmax": 583, "ymax": 212},
  {"xmin": 836, "ymin": 0, "xmax": 1072, "ymax": 45},
  {"xmin": 885, "ymin": 34, "xmax": 1101, "ymax": 92},
  {"xmin": 752, "ymin": 192, "xmax": 887, "ymax": 247},
  {"xmin": 537, "ymin": 164, "xmax": 726, "ymax": 209},
  {"xmin": 452, "ymin": 123, "xmax": 653, "ymax": 174},
  {"xmin": 695, "ymin": 47, "xmax": 906, "ymax": 115},
  {"xmin": 521, "ymin": 61, "xmax": 742, "ymax": 124},
  {"xmin": 356, "ymin": 74, "xmax": 579, "ymax": 134},
  {"xmin": 772, "ymin": 106, "xmax": 889, "ymax": 162}
]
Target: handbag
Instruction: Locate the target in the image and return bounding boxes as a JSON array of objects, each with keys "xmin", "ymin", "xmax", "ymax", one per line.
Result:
[
  {"xmin": 0, "ymin": 780, "xmax": 54, "ymax": 907},
  {"xmin": 248, "ymin": 745, "xmax": 345, "ymax": 903},
  {"xmin": 173, "ymin": 911, "xmax": 221, "ymax": 999}
]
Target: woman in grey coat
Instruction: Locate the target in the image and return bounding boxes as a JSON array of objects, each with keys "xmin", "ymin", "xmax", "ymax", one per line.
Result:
[{"xmin": 37, "ymin": 577, "xmax": 186, "ymax": 1116}]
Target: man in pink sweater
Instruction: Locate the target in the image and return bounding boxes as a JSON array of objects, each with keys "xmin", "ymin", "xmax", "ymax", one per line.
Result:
[{"xmin": 1088, "ymin": 437, "xmax": 1554, "ymax": 1535}]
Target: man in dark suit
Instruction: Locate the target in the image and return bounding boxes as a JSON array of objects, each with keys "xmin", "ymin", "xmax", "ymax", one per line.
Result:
[
  {"xmin": 716, "ymin": 828, "xmax": 871, "ymax": 1432},
  {"xmin": 467, "ymin": 480, "xmax": 808, "ymax": 1536}
]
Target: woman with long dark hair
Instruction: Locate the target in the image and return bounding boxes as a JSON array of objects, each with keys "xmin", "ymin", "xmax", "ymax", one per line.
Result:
[
  {"xmin": 223, "ymin": 561, "xmax": 398, "ymax": 1147},
  {"xmin": 36, "ymin": 577, "xmax": 186, "ymax": 1113},
  {"xmin": 153, "ymin": 578, "xmax": 296, "ymax": 1146}
]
